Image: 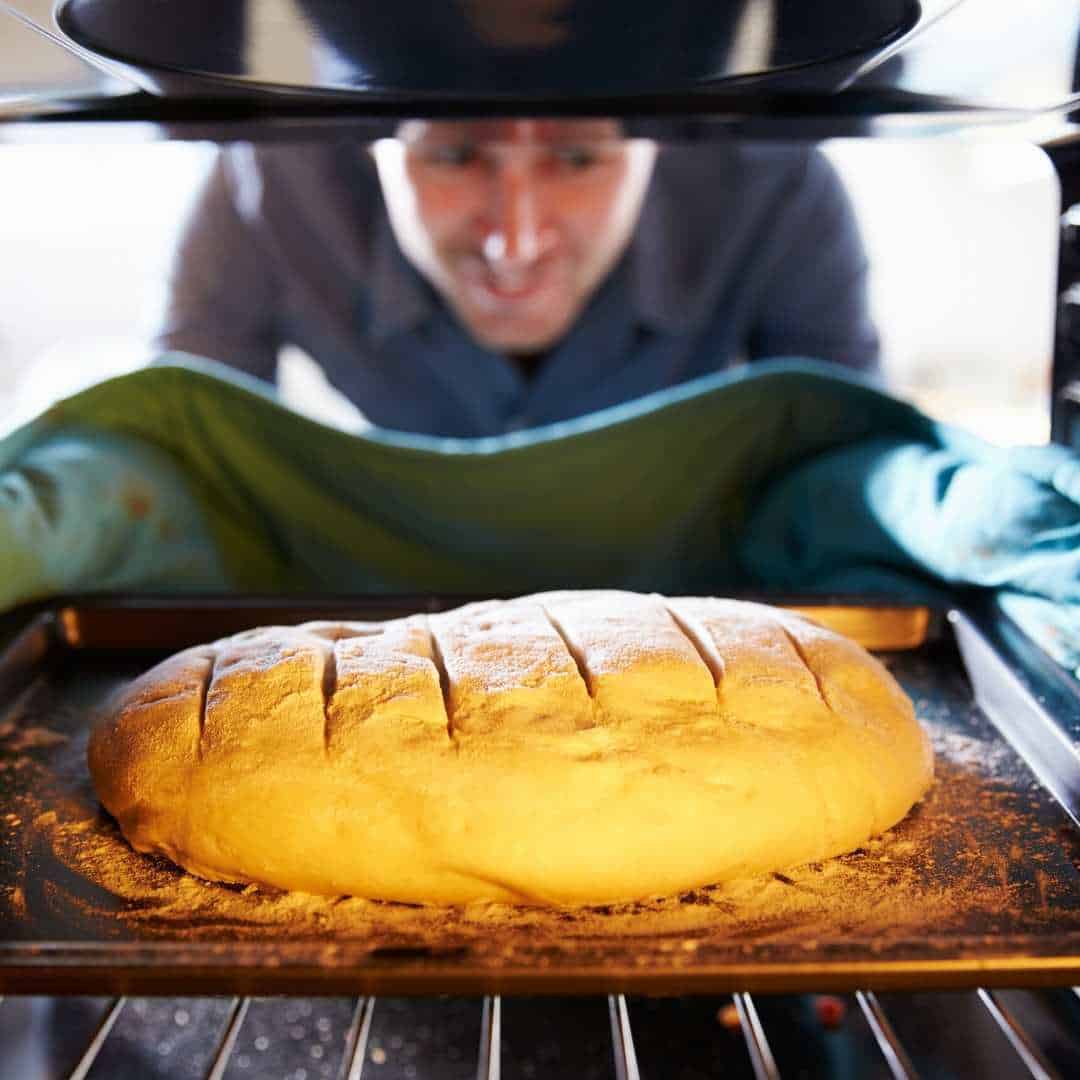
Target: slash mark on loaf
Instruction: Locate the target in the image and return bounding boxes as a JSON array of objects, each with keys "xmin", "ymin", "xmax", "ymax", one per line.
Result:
[
  {"xmin": 664, "ymin": 601, "xmax": 726, "ymax": 708},
  {"xmin": 779, "ymin": 624, "xmax": 834, "ymax": 713},
  {"xmin": 540, "ymin": 606, "xmax": 598, "ymax": 724},
  {"xmin": 321, "ymin": 640, "xmax": 338, "ymax": 755},
  {"xmin": 424, "ymin": 618, "xmax": 455, "ymax": 738},
  {"xmin": 196, "ymin": 650, "xmax": 216, "ymax": 761}
]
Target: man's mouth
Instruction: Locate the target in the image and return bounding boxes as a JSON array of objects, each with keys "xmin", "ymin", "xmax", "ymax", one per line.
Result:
[
  {"xmin": 457, "ymin": 257, "xmax": 563, "ymax": 310},
  {"xmin": 482, "ymin": 275, "xmax": 543, "ymax": 301}
]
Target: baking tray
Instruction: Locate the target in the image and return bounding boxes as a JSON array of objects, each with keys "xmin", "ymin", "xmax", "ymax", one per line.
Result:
[{"xmin": 1, "ymin": 595, "xmax": 1078, "ymax": 996}]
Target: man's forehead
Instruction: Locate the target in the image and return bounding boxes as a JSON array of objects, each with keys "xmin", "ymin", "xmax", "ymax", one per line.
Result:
[{"xmin": 397, "ymin": 118, "xmax": 624, "ymax": 144}]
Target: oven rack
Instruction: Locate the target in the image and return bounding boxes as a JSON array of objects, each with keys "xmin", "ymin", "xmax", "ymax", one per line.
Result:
[{"xmin": 4, "ymin": 988, "xmax": 1079, "ymax": 1080}]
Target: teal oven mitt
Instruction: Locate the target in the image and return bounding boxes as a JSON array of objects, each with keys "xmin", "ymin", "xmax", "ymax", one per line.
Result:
[
  {"xmin": 738, "ymin": 430, "xmax": 1080, "ymax": 672},
  {"xmin": 0, "ymin": 429, "xmax": 228, "ymax": 610},
  {"xmin": 738, "ymin": 427, "xmax": 1080, "ymax": 669},
  {"xmin": 0, "ymin": 356, "xmax": 1076, "ymax": 672},
  {"xmin": 741, "ymin": 435, "xmax": 1080, "ymax": 602}
]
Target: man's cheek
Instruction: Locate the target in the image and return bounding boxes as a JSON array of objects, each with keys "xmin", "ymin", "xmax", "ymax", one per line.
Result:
[{"xmin": 414, "ymin": 184, "xmax": 482, "ymax": 233}]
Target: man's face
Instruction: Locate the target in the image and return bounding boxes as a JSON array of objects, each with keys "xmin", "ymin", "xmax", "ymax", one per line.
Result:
[{"xmin": 372, "ymin": 119, "xmax": 657, "ymax": 355}]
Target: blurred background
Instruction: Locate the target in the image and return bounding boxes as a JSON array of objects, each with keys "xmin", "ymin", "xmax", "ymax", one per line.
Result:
[{"xmin": 0, "ymin": 134, "xmax": 1060, "ymax": 445}]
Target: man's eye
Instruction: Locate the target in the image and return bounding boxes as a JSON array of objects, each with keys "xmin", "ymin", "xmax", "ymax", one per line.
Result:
[
  {"xmin": 426, "ymin": 144, "xmax": 478, "ymax": 167},
  {"xmin": 555, "ymin": 146, "xmax": 598, "ymax": 169}
]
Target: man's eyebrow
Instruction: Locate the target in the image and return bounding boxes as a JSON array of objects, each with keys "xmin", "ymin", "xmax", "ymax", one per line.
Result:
[
  {"xmin": 408, "ymin": 128, "xmax": 472, "ymax": 144},
  {"xmin": 533, "ymin": 122, "xmax": 623, "ymax": 140}
]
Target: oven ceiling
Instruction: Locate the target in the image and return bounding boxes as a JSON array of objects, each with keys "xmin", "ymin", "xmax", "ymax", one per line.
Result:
[{"xmin": 1, "ymin": 0, "xmax": 1078, "ymax": 137}]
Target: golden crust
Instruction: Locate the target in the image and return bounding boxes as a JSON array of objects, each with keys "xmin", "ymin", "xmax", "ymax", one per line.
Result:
[{"xmin": 88, "ymin": 591, "xmax": 934, "ymax": 905}]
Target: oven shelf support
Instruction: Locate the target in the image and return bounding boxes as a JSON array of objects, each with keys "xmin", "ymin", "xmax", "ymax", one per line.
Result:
[
  {"xmin": 477, "ymin": 995, "xmax": 501, "ymax": 1080},
  {"xmin": 978, "ymin": 988, "xmax": 1063, "ymax": 1080},
  {"xmin": 64, "ymin": 996, "xmax": 125, "ymax": 1080},
  {"xmin": 735, "ymin": 992, "xmax": 780, "ymax": 1080},
  {"xmin": 340, "ymin": 995, "xmax": 376, "ymax": 1080},
  {"xmin": 856, "ymin": 990, "xmax": 919, "ymax": 1079},
  {"xmin": 609, "ymin": 994, "xmax": 641, "ymax": 1080}
]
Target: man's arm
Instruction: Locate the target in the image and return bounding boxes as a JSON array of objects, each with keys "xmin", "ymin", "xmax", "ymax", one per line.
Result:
[
  {"xmin": 154, "ymin": 147, "xmax": 280, "ymax": 381},
  {"xmin": 748, "ymin": 149, "xmax": 880, "ymax": 373}
]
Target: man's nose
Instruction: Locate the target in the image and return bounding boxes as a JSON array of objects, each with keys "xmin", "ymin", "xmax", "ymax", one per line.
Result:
[{"xmin": 482, "ymin": 164, "xmax": 555, "ymax": 265}]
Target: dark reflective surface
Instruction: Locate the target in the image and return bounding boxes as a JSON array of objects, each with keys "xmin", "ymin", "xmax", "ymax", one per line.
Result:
[
  {"xmin": 2, "ymin": 992, "xmax": 1079, "ymax": 1079},
  {"xmin": 0, "ymin": 0, "xmax": 1076, "ymax": 130},
  {"xmin": 56, "ymin": 0, "xmax": 919, "ymax": 98}
]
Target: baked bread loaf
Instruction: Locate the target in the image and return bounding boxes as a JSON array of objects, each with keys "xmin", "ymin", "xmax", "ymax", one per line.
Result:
[{"xmin": 88, "ymin": 592, "xmax": 933, "ymax": 905}]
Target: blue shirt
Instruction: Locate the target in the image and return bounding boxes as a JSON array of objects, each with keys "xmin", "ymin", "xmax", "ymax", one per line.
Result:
[{"xmin": 157, "ymin": 140, "xmax": 878, "ymax": 437}]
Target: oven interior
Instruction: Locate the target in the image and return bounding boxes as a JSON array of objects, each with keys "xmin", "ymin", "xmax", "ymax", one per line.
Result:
[{"xmin": 2, "ymin": 1, "xmax": 1080, "ymax": 1077}]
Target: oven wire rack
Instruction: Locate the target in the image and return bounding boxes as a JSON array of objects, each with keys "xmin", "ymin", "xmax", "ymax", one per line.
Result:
[{"xmin": 4, "ymin": 988, "xmax": 1079, "ymax": 1080}]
